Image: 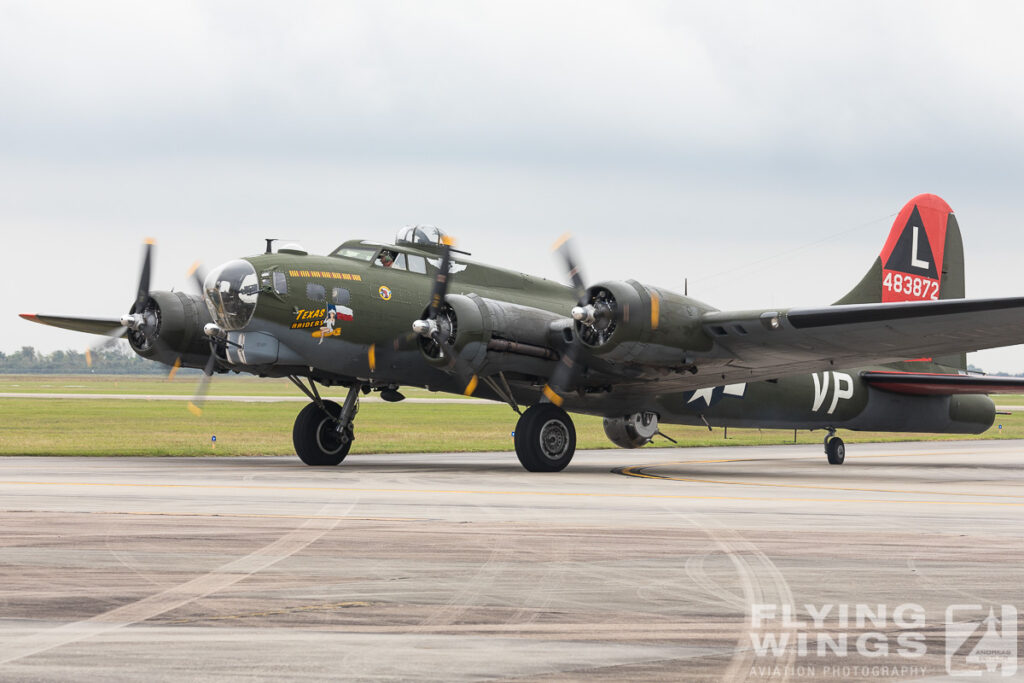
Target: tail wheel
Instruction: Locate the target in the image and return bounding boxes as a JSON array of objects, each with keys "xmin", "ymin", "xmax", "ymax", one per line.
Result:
[
  {"xmin": 825, "ymin": 436, "xmax": 845, "ymax": 465},
  {"xmin": 293, "ymin": 400, "xmax": 353, "ymax": 466},
  {"xmin": 514, "ymin": 403, "xmax": 576, "ymax": 472}
]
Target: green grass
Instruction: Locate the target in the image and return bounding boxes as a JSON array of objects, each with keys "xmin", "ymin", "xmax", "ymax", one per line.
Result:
[
  {"xmin": 1, "ymin": 393, "xmax": 1022, "ymax": 457},
  {"xmin": 0, "ymin": 374, "xmax": 439, "ymax": 398}
]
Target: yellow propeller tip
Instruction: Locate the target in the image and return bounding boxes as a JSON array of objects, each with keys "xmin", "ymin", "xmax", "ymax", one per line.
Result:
[
  {"xmin": 551, "ymin": 232, "xmax": 572, "ymax": 252},
  {"xmin": 187, "ymin": 261, "xmax": 201, "ymax": 277},
  {"xmin": 441, "ymin": 235, "xmax": 457, "ymax": 247},
  {"xmin": 144, "ymin": 237, "xmax": 156, "ymax": 245},
  {"xmin": 187, "ymin": 402, "xmax": 202, "ymax": 417},
  {"xmin": 541, "ymin": 384, "xmax": 564, "ymax": 407},
  {"xmin": 463, "ymin": 375, "xmax": 479, "ymax": 397}
]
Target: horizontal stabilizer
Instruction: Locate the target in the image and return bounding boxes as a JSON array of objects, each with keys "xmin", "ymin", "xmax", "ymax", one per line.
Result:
[
  {"xmin": 19, "ymin": 313, "xmax": 126, "ymax": 337},
  {"xmin": 862, "ymin": 371, "xmax": 1024, "ymax": 396}
]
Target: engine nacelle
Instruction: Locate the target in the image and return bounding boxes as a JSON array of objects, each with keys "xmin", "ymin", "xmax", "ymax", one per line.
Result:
[
  {"xmin": 574, "ymin": 280, "xmax": 714, "ymax": 367},
  {"xmin": 419, "ymin": 294, "xmax": 564, "ymax": 368},
  {"xmin": 603, "ymin": 412, "xmax": 660, "ymax": 449},
  {"xmin": 126, "ymin": 290, "xmax": 214, "ymax": 369}
]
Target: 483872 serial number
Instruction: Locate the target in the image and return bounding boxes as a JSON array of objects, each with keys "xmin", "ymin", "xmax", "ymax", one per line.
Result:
[{"xmin": 883, "ymin": 271, "xmax": 939, "ymax": 300}]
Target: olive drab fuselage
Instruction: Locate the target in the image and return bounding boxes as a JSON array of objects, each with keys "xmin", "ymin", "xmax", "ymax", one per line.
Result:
[{"xmin": 220, "ymin": 235, "xmax": 994, "ymax": 437}]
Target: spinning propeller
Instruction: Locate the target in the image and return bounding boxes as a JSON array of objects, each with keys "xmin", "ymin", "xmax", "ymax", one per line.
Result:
[
  {"xmin": 183, "ymin": 260, "xmax": 224, "ymax": 416},
  {"xmin": 404, "ymin": 239, "xmax": 479, "ymax": 396},
  {"xmin": 85, "ymin": 239, "xmax": 157, "ymax": 367},
  {"xmin": 542, "ymin": 234, "xmax": 615, "ymax": 406},
  {"xmin": 81, "ymin": 239, "xmax": 221, "ymax": 416}
]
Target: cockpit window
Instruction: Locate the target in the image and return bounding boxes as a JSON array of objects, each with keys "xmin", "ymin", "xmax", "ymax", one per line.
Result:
[
  {"xmin": 331, "ymin": 246, "xmax": 376, "ymax": 261},
  {"xmin": 406, "ymin": 254, "xmax": 427, "ymax": 274},
  {"xmin": 203, "ymin": 260, "xmax": 259, "ymax": 330},
  {"xmin": 376, "ymin": 249, "xmax": 406, "ymax": 270}
]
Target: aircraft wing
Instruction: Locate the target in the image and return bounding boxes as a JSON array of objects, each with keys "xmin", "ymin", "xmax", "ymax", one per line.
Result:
[
  {"xmin": 698, "ymin": 296, "xmax": 1024, "ymax": 384},
  {"xmin": 19, "ymin": 313, "xmax": 126, "ymax": 337}
]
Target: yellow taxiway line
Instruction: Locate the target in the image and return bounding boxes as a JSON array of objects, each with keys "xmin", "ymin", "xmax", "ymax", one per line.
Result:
[
  {"xmin": 616, "ymin": 449, "xmax": 1024, "ymax": 500},
  {"xmin": 2, "ymin": 473, "xmax": 1024, "ymax": 506}
]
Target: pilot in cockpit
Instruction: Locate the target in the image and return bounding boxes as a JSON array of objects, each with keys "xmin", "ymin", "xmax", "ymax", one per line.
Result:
[{"xmin": 377, "ymin": 250, "xmax": 396, "ymax": 268}]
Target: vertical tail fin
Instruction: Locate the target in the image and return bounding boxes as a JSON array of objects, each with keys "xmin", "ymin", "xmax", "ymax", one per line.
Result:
[{"xmin": 835, "ymin": 193, "xmax": 966, "ymax": 370}]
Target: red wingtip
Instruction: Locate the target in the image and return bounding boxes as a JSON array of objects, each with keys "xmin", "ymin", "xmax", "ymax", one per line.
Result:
[{"xmin": 19, "ymin": 313, "xmax": 39, "ymax": 322}]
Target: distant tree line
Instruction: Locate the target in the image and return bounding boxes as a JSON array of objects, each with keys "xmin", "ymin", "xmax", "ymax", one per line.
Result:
[
  {"xmin": 966, "ymin": 364, "xmax": 1024, "ymax": 377},
  {"xmin": 0, "ymin": 344, "xmax": 197, "ymax": 375}
]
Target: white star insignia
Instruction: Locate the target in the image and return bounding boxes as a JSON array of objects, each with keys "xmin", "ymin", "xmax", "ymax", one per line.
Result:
[
  {"xmin": 687, "ymin": 383, "xmax": 747, "ymax": 407},
  {"xmin": 687, "ymin": 386, "xmax": 716, "ymax": 406}
]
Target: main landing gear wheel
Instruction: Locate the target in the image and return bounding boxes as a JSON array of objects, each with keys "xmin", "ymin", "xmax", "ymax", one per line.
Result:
[
  {"xmin": 293, "ymin": 400, "xmax": 353, "ymax": 466},
  {"xmin": 825, "ymin": 435, "xmax": 845, "ymax": 465},
  {"xmin": 514, "ymin": 403, "xmax": 577, "ymax": 472}
]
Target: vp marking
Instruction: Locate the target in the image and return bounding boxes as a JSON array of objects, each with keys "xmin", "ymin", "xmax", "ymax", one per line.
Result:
[{"xmin": 812, "ymin": 371, "xmax": 853, "ymax": 414}]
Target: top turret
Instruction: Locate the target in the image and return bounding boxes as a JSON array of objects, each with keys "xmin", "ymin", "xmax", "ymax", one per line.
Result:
[{"xmin": 395, "ymin": 225, "xmax": 450, "ymax": 251}]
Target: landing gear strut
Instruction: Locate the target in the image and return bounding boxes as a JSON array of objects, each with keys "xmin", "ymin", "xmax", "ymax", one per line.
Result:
[
  {"xmin": 514, "ymin": 403, "xmax": 577, "ymax": 472},
  {"xmin": 824, "ymin": 428, "xmax": 845, "ymax": 465},
  {"xmin": 291, "ymin": 380, "xmax": 360, "ymax": 466}
]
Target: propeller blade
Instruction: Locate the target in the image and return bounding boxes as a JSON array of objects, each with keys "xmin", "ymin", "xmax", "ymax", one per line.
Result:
[
  {"xmin": 84, "ymin": 326, "xmax": 128, "ymax": 368},
  {"xmin": 552, "ymin": 233, "xmax": 587, "ymax": 305},
  {"xmin": 135, "ymin": 239, "xmax": 155, "ymax": 312},
  {"xmin": 187, "ymin": 353, "xmax": 217, "ymax": 416},
  {"xmin": 187, "ymin": 260, "xmax": 207, "ymax": 293},
  {"xmin": 543, "ymin": 233, "xmax": 596, "ymax": 404},
  {"xmin": 540, "ymin": 336, "xmax": 582, "ymax": 407},
  {"xmin": 427, "ymin": 244, "xmax": 453, "ymax": 320},
  {"xmin": 367, "ymin": 330, "xmax": 419, "ymax": 374},
  {"xmin": 435, "ymin": 335, "xmax": 480, "ymax": 396}
]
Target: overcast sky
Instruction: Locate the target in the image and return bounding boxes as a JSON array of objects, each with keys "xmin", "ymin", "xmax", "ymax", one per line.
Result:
[{"xmin": 3, "ymin": 1, "xmax": 1024, "ymax": 371}]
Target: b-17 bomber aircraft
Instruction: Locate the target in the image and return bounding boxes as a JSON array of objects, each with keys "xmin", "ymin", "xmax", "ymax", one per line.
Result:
[{"xmin": 21, "ymin": 194, "xmax": 1024, "ymax": 470}]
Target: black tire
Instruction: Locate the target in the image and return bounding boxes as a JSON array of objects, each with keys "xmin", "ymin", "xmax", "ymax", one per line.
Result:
[
  {"xmin": 826, "ymin": 436, "xmax": 845, "ymax": 465},
  {"xmin": 514, "ymin": 403, "xmax": 576, "ymax": 472},
  {"xmin": 293, "ymin": 400, "xmax": 353, "ymax": 466}
]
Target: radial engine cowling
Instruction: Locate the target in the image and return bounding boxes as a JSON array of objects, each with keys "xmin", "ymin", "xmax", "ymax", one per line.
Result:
[
  {"xmin": 126, "ymin": 290, "xmax": 215, "ymax": 369},
  {"xmin": 573, "ymin": 280, "xmax": 714, "ymax": 367},
  {"xmin": 419, "ymin": 293, "xmax": 564, "ymax": 368}
]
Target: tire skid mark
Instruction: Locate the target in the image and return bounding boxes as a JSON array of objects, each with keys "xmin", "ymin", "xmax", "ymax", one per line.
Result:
[
  {"xmin": 0, "ymin": 500, "xmax": 354, "ymax": 666},
  {"xmin": 682, "ymin": 553, "xmax": 748, "ymax": 611},
  {"xmin": 682, "ymin": 513, "xmax": 797, "ymax": 683},
  {"xmin": 416, "ymin": 500, "xmax": 506, "ymax": 629}
]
